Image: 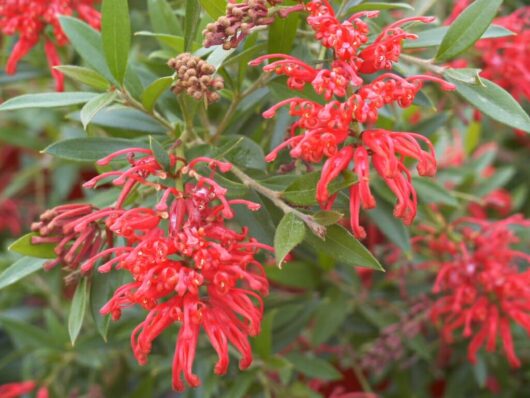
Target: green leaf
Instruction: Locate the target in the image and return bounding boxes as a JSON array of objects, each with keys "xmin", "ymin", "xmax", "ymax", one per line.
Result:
[
  {"xmin": 413, "ymin": 177, "xmax": 458, "ymax": 206},
  {"xmin": 55, "ymin": 65, "xmax": 110, "ymax": 90},
  {"xmin": 0, "ymin": 92, "xmax": 97, "ymax": 111},
  {"xmin": 80, "ymin": 91, "xmax": 117, "ymax": 129},
  {"xmin": 101, "ymin": 0, "xmax": 131, "ymax": 84},
  {"xmin": 444, "ymin": 68, "xmax": 484, "ymax": 85},
  {"xmin": 90, "ymin": 272, "xmax": 114, "ymax": 341},
  {"xmin": 405, "ymin": 24, "xmax": 513, "ymax": 49},
  {"xmin": 347, "ymin": 2, "xmax": 413, "ymax": 13},
  {"xmin": 305, "ymin": 225, "xmax": 384, "ymax": 271},
  {"xmin": 286, "ymin": 353, "xmax": 342, "ymax": 381},
  {"xmin": 268, "ymin": 6, "xmax": 300, "ymax": 54},
  {"xmin": 217, "ymin": 135, "xmax": 266, "ymax": 170},
  {"xmin": 149, "ymin": 136, "xmax": 171, "ymax": 171},
  {"xmin": 59, "ymin": 16, "xmax": 114, "ymax": 81},
  {"xmin": 367, "ymin": 199, "xmax": 411, "ymax": 253},
  {"xmin": 199, "ymin": 0, "xmax": 227, "ymax": 19},
  {"xmin": 148, "ymin": 0, "xmax": 182, "ymax": 36},
  {"xmin": 207, "ymin": 46, "xmax": 236, "ymax": 70},
  {"xmin": 266, "ymin": 261, "xmax": 320, "ymax": 289},
  {"xmin": 274, "ymin": 213, "xmax": 306, "ymax": 267},
  {"xmin": 0, "ymin": 257, "xmax": 45, "ymax": 290},
  {"xmin": 282, "ymin": 171, "xmax": 356, "ymax": 206},
  {"xmin": 312, "ymin": 210, "xmax": 343, "ymax": 226},
  {"xmin": 436, "ymin": 0, "xmax": 502, "ymax": 61},
  {"xmin": 311, "ymin": 291, "xmax": 351, "ymax": 346},
  {"xmin": 68, "ymin": 278, "xmax": 89, "ymax": 345},
  {"xmin": 141, "ymin": 76, "xmax": 174, "ymax": 112},
  {"xmin": 8, "ymin": 233, "xmax": 56, "ymax": 259},
  {"xmin": 445, "ymin": 74, "xmax": 530, "ymax": 133},
  {"xmin": 0, "ymin": 316, "xmax": 61, "ymax": 349},
  {"xmin": 184, "ymin": 0, "xmax": 201, "ymax": 52},
  {"xmin": 68, "ymin": 107, "xmax": 167, "ymax": 134},
  {"xmin": 44, "ymin": 137, "xmax": 149, "ymax": 162}
]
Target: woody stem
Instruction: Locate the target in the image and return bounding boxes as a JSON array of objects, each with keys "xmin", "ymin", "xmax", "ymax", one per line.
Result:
[{"xmin": 230, "ymin": 165, "xmax": 327, "ymax": 238}]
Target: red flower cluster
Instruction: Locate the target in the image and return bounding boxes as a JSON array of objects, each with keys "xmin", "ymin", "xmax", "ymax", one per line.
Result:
[
  {"xmin": 475, "ymin": 7, "xmax": 530, "ymax": 101},
  {"xmin": 0, "ymin": 146, "xmax": 25, "ymax": 235},
  {"xmin": 32, "ymin": 148, "xmax": 271, "ymax": 391},
  {"xmin": 251, "ymin": 0, "xmax": 455, "ymax": 239},
  {"xmin": 0, "ymin": 381, "xmax": 47, "ymax": 398},
  {"xmin": 0, "ymin": 0, "xmax": 101, "ymax": 91},
  {"xmin": 429, "ymin": 215, "xmax": 530, "ymax": 367}
]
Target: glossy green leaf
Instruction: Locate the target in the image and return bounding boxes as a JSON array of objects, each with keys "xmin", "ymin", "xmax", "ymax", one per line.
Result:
[
  {"xmin": 413, "ymin": 177, "xmax": 458, "ymax": 206},
  {"xmin": 436, "ymin": 0, "xmax": 502, "ymax": 61},
  {"xmin": 199, "ymin": 0, "xmax": 226, "ymax": 19},
  {"xmin": 184, "ymin": 0, "xmax": 201, "ymax": 52},
  {"xmin": 286, "ymin": 353, "xmax": 342, "ymax": 381},
  {"xmin": 268, "ymin": 5, "xmax": 299, "ymax": 54},
  {"xmin": 44, "ymin": 137, "xmax": 149, "ymax": 162},
  {"xmin": 8, "ymin": 233, "xmax": 56, "ymax": 259},
  {"xmin": 305, "ymin": 225, "xmax": 384, "ymax": 271},
  {"xmin": 142, "ymin": 76, "xmax": 174, "ymax": 112},
  {"xmin": 102, "ymin": 0, "xmax": 131, "ymax": 84},
  {"xmin": 0, "ymin": 257, "xmax": 45, "ymax": 290},
  {"xmin": 0, "ymin": 92, "xmax": 97, "ymax": 111},
  {"xmin": 445, "ymin": 74, "xmax": 530, "ymax": 133},
  {"xmin": 217, "ymin": 135, "xmax": 266, "ymax": 170},
  {"xmin": 136, "ymin": 31, "xmax": 186, "ymax": 53},
  {"xmin": 444, "ymin": 68, "xmax": 484, "ymax": 85},
  {"xmin": 68, "ymin": 107, "xmax": 166, "ymax": 134},
  {"xmin": 90, "ymin": 271, "xmax": 114, "ymax": 341},
  {"xmin": 59, "ymin": 16, "xmax": 114, "ymax": 81},
  {"xmin": 207, "ymin": 46, "xmax": 236, "ymax": 70},
  {"xmin": 253, "ymin": 310, "xmax": 276, "ymax": 359},
  {"xmin": 55, "ymin": 65, "xmax": 110, "ymax": 90},
  {"xmin": 405, "ymin": 24, "xmax": 513, "ymax": 49},
  {"xmin": 68, "ymin": 277, "xmax": 89, "ymax": 345},
  {"xmin": 80, "ymin": 91, "xmax": 117, "ymax": 129},
  {"xmin": 274, "ymin": 213, "xmax": 306, "ymax": 267}
]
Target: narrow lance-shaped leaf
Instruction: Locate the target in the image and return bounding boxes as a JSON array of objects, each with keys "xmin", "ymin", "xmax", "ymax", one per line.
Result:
[
  {"xmin": 101, "ymin": 0, "xmax": 131, "ymax": 84},
  {"xmin": 142, "ymin": 76, "xmax": 174, "ymax": 112},
  {"xmin": 0, "ymin": 92, "xmax": 98, "ymax": 111},
  {"xmin": 268, "ymin": 4, "xmax": 299, "ymax": 54},
  {"xmin": 149, "ymin": 136, "xmax": 171, "ymax": 171},
  {"xmin": 68, "ymin": 277, "xmax": 90, "ymax": 345},
  {"xmin": 445, "ymin": 72, "xmax": 530, "ymax": 134},
  {"xmin": 274, "ymin": 213, "xmax": 306, "ymax": 267},
  {"xmin": 184, "ymin": 0, "xmax": 201, "ymax": 52},
  {"xmin": 54, "ymin": 65, "xmax": 110, "ymax": 91},
  {"xmin": 9, "ymin": 233, "xmax": 56, "ymax": 259},
  {"xmin": 80, "ymin": 91, "xmax": 117, "ymax": 129},
  {"xmin": 436, "ymin": 0, "xmax": 503, "ymax": 62},
  {"xmin": 199, "ymin": 0, "xmax": 227, "ymax": 19},
  {"xmin": 0, "ymin": 257, "xmax": 46, "ymax": 290}
]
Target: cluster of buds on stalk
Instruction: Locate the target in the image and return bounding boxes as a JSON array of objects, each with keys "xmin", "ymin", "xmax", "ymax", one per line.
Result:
[
  {"xmin": 168, "ymin": 53, "xmax": 225, "ymax": 103},
  {"xmin": 31, "ymin": 146, "xmax": 272, "ymax": 392},
  {"xmin": 251, "ymin": 0, "xmax": 456, "ymax": 239},
  {"xmin": 419, "ymin": 215, "xmax": 530, "ymax": 368},
  {"xmin": 0, "ymin": 0, "xmax": 101, "ymax": 91},
  {"xmin": 203, "ymin": 0, "xmax": 288, "ymax": 49}
]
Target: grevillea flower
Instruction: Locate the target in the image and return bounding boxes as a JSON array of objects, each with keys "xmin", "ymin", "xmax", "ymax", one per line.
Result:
[
  {"xmin": 32, "ymin": 147, "xmax": 271, "ymax": 391},
  {"xmin": 251, "ymin": 2, "xmax": 455, "ymax": 238},
  {"xmin": 429, "ymin": 215, "xmax": 530, "ymax": 367},
  {"xmin": 0, "ymin": 0, "xmax": 101, "ymax": 91}
]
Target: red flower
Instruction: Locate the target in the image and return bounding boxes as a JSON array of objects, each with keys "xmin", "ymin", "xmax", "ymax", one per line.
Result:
[
  {"xmin": 252, "ymin": 7, "xmax": 455, "ymax": 238},
  {"xmin": 33, "ymin": 148, "xmax": 271, "ymax": 391},
  {"xmin": 430, "ymin": 215, "xmax": 530, "ymax": 367},
  {"xmin": 0, "ymin": 0, "xmax": 101, "ymax": 91}
]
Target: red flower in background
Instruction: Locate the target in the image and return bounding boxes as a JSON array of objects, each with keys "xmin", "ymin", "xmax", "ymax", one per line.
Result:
[
  {"xmin": 251, "ymin": 1, "xmax": 455, "ymax": 239},
  {"xmin": 0, "ymin": 0, "xmax": 101, "ymax": 91},
  {"xmin": 0, "ymin": 381, "xmax": 48, "ymax": 398},
  {"xmin": 32, "ymin": 148, "xmax": 272, "ymax": 391},
  {"xmin": 429, "ymin": 216, "xmax": 530, "ymax": 367}
]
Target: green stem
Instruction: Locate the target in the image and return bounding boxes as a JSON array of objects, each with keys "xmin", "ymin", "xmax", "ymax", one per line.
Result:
[{"xmin": 399, "ymin": 54, "xmax": 447, "ymax": 75}]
